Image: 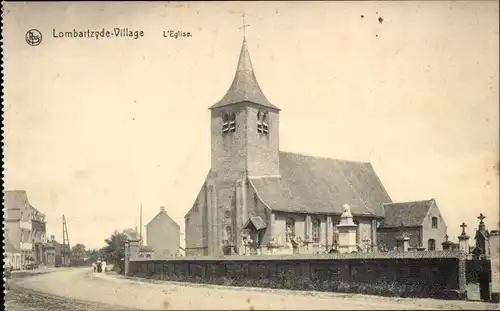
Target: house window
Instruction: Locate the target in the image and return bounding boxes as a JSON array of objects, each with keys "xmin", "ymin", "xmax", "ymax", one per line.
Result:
[
  {"xmin": 312, "ymin": 218, "xmax": 321, "ymax": 243},
  {"xmin": 222, "ymin": 112, "xmax": 236, "ymax": 134},
  {"xmin": 428, "ymin": 239, "xmax": 436, "ymax": 251},
  {"xmin": 431, "ymin": 217, "xmax": 438, "ymax": 229},
  {"xmin": 257, "ymin": 112, "xmax": 269, "ymax": 135},
  {"xmin": 285, "ymin": 218, "xmax": 295, "ymax": 242}
]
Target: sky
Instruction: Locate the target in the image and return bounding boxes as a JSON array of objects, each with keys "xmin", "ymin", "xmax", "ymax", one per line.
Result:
[{"xmin": 3, "ymin": 1, "xmax": 499, "ymax": 249}]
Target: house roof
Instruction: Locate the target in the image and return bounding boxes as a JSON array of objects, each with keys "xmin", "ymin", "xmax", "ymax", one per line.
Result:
[
  {"xmin": 249, "ymin": 152, "xmax": 392, "ymax": 217},
  {"xmin": 378, "ymin": 199, "xmax": 435, "ymax": 228},
  {"xmin": 209, "ymin": 39, "xmax": 279, "ymax": 111},
  {"xmin": 146, "ymin": 210, "xmax": 180, "ymax": 228},
  {"xmin": 244, "ymin": 216, "xmax": 268, "ymax": 231}
]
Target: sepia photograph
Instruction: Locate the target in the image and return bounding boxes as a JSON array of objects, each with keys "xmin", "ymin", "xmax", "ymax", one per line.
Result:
[{"xmin": 2, "ymin": 1, "xmax": 499, "ymax": 310}]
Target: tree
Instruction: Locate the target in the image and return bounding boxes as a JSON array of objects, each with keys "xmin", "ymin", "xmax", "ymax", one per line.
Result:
[
  {"xmin": 101, "ymin": 230, "xmax": 128, "ymax": 267},
  {"xmin": 71, "ymin": 243, "xmax": 87, "ymax": 261}
]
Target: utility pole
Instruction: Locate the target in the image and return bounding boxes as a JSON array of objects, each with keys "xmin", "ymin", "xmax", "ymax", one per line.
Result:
[
  {"xmin": 62, "ymin": 215, "xmax": 71, "ymax": 267},
  {"xmin": 139, "ymin": 204, "xmax": 143, "ymax": 247}
]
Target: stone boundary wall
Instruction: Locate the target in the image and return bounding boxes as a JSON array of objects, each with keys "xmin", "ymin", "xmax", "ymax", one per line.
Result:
[{"xmin": 128, "ymin": 251, "xmax": 467, "ymax": 300}]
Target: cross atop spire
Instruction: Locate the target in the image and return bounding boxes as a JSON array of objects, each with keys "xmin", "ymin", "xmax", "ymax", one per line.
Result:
[
  {"xmin": 209, "ymin": 22, "xmax": 279, "ymax": 110},
  {"xmin": 444, "ymin": 234, "xmax": 449, "ymax": 242},
  {"xmin": 478, "ymin": 213, "xmax": 486, "ymax": 224},
  {"xmin": 239, "ymin": 13, "xmax": 251, "ymax": 40},
  {"xmin": 460, "ymin": 222, "xmax": 467, "ymax": 235}
]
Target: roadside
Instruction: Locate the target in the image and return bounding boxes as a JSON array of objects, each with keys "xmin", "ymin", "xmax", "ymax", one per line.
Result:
[
  {"xmin": 93, "ymin": 271, "xmax": 500, "ymax": 310},
  {"xmin": 6, "ymin": 268, "xmax": 133, "ymax": 311}
]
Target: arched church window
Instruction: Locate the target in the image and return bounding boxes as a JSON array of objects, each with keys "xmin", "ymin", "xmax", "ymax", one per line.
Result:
[
  {"xmin": 285, "ymin": 218, "xmax": 295, "ymax": 242},
  {"xmin": 312, "ymin": 218, "xmax": 321, "ymax": 243}
]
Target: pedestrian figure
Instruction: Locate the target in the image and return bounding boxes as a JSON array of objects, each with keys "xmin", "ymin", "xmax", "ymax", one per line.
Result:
[
  {"xmin": 101, "ymin": 260, "xmax": 107, "ymax": 273},
  {"xmin": 92, "ymin": 262, "xmax": 96, "ymax": 273},
  {"xmin": 96, "ymin": 258, "xmax": 102, "ymax": 273}
]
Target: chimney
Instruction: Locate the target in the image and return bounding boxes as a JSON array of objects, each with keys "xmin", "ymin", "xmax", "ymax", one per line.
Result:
[
  {"xmin": 160, "ymin": 206, "xmax": 166, "ymax": 213},
  {"xmin": 50, "ymin": 235, "xmax": 55, "ymax": 241}
]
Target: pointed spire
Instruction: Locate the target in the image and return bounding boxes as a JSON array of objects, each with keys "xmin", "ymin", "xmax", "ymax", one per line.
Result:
[{"xmin": 210, "ymin": 39, "xmax": 279, "ymax": 110}]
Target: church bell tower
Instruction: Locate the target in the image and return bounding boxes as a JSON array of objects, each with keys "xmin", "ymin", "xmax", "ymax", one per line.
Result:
[{"xmin": 208, "ymin": 37, "xmax": 281, "ymax": 180}]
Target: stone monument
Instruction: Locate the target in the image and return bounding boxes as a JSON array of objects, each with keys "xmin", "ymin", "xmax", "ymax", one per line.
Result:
[
  {"xmin": 458, "ymin": 222, "xmax": 470, "ymax": 255},
  {"xmin": 395, "ymin": 223, "xmax": 410, "ymax": 252},
  {"xmin": 336, "ymin": 204, "xmax": 358, "ymax": 253}
]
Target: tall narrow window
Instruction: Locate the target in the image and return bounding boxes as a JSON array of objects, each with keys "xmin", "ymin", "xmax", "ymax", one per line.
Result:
[
  {"xmin": 428, "ymin": 239, "xmax": 436, "ymax": 251},
  {"xmin": 285, "ymin": 218, "xmax": 295, "ymax": 242},
  {"xmin": 222, "ymin": 112, "xmax": 236, "ymax": 134},
  {"xmin": 257, "ymin": 111, "xmax": 269, "ymax": 135},
  {"xmin": 222, "ymin": 113, "xmax": 229, "ymax": 133},
  {"xmin": 262, "ymin": 113, "xmax": 269, "ymax": 134},
  {"xmin": 431, "ymin": 217, "xmax": 438, "ymax": 229},
  {"xmin": 257, "ymin": 112, "xmax": 263, "ymax": 133},
  {"xmin": 229, "ymin": 112, "xmax": 236, "ymax": 132},
  {"xmin": 312, "ymin": 218, "xmax": 321, "ymax": 243}
]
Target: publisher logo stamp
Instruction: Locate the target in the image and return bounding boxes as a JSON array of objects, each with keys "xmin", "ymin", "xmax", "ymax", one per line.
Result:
[{"xmin": 26, "ymin": 29, "xmax": 42, "ymax": 46}]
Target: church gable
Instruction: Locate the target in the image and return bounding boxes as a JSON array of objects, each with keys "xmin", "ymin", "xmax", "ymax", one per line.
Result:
[{"xmin": 248, "ymin": 152, "xmax": 391, "ymax": 217}]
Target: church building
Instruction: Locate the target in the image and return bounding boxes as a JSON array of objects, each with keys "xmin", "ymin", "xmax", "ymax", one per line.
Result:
[{"xmin": 184, "ymin": 38, "xmax": 445, "ymax": 256}]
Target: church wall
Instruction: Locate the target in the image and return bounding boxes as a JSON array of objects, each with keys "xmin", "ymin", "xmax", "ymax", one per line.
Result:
[
  {"xmin": 245, "ymin": 184, "xmax": 271, "ymax": 246},
  {"xmin": 246, "ymin": 105, "xmax": 280, "ymax": 177},
  {"xmin": 273, "ymin": 212, "xmax": 307, "ymax": 245},
  {"xmin": 353, "ymin": 217, "xmax": 374, "ymax": 247},
  {"xmin": 422, "ymin": 202, "xmax": 447, "ymax": 251},
  {"xmin": 210, "ymin": 106, "xmax": 248, "ymax": 181},
  {"xmin": 216, "ymin": 182, "xmax": 238, "ymax": 254},
  {"xmin": 185, "ymin": 183, "xmax": 208, "ymax": 256}
]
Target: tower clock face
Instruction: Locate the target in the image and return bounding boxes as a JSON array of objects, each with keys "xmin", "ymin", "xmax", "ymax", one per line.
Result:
[{"xmin": 225, "ymin": 211, "xmax": 231, "ymax": 219}]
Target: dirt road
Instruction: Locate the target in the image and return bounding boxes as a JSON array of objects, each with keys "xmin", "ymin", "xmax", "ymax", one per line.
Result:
[{"xmin": 8, "ymin": 268, "xmax": 499, "ymax": 310}]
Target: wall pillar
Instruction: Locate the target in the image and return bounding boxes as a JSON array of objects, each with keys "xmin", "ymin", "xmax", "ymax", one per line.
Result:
[
  {"xmin": 269, "ymin": 212, "xmax": 275, "ymax": 239},
  {"xmin": 396, "ymin": 236, "xmax": 410, "ymax": 252},
  {"xmin": 124, "ymin": 241, "xmax": 130, "ymax": 275},
  {"xmin": 235, "ymin": 179, "xmax": 243, "ymax": 254},
  {"xmin": 337, "ymin": 204, "xmax": 358, "ymax": 253},
  {"xmin": 305, "ymin": 215, "xmax": 312, "ymax": 240},
  {"xmin": 206, "ymin": 183, "xmax": 219, "ymax": 256},
  {"xmin": 371, "ymin": 219, "xmax": 378, "ymax": 252},
  {"xmin": 326, "ymin": 216, "xmax": 333, "ymax": 252},
  {"xmin": 458, "ymin": 234, "xmax": 470, "ymax": 255}
]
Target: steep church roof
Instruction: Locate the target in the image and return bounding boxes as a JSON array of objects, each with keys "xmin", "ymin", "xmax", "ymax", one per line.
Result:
[
  {"xmin": 249, "ymin": 152, "xmax": 392, "ymax": 217},
  {"xmin": 379, "ymin": 199, "xmax": 435, "ymax": 228},
  {"xmin": 210, "ymin": 39, "xmax": 279, "ymax": 110}
]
